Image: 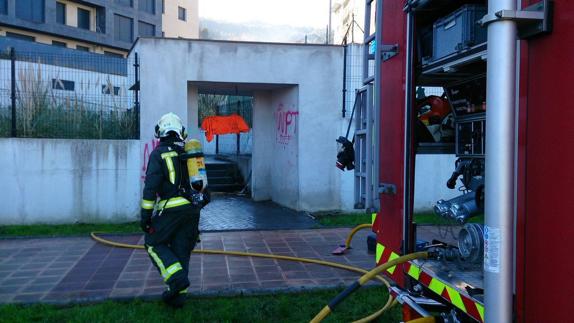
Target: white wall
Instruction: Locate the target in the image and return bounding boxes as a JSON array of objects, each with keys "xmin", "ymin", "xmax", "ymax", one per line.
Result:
[
  {"xmin": 251, "ymin": 91, "xmax": 273, "ymax": 201},
  {"xmin": 414, "ymin": 154, "xmax": 462, "ymax": 212},
  {"xmin": 0, "ymin": 139, "xmax": 140, "ymax": 224}
]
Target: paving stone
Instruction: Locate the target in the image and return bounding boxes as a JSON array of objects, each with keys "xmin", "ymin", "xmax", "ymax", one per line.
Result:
[
  {"xmin": 110, "ymin": 288, "xmax": 144, "ymax": 298},
  {"xmin": 115, "ymin": 280, "xmax": 145, "ymax": 289},
  {"xmin": 2, "ymin": 277, "xmax": 31, "ymax": 286},
  {"xmin": 22, "ymin": 284, "xmax": 56, "ymax": 293},
  {"xmin": 257, "ymin": 272, "xmax": 284, "ymax": 282},
  {"xmin": 13, "ymin": 293, "xmax": 45, "ymax": 303},
  {"xmin": 40, "ymin": 268, "xmax": 69, "ymax": 276},
  {"xmin": 0, "ymin": 294, "xmax": 15, "ymax": 303}
]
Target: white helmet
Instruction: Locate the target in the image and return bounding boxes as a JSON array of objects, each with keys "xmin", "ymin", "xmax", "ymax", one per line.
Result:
[{"xmin": 155, "ymin": 112, "xmax": 187, "ymax": 140}]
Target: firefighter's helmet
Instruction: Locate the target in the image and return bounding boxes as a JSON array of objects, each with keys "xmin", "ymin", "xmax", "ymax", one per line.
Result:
[{"xmin": 155, "ymin": 112, "xmax": 187, "ymax": 140}]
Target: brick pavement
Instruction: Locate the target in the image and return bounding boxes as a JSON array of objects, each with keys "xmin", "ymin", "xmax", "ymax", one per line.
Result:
[{"xmin": 0, "ymin": 228, "xmax": 376, "ymax": 304}]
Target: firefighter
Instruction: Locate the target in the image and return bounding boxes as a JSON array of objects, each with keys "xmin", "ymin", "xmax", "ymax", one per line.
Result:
[{"xmin": 140, "ymin": 112, "xmax": 207, "ymax": 308}]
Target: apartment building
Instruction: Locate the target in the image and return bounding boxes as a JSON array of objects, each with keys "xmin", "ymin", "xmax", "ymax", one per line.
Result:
[
  {"xmin": 162, "ymin": 0, "xmax": 198, "ymax": 39},
  {"xmin": 0, "ymin": 0, "xmax": 199, "ymax": 57}
]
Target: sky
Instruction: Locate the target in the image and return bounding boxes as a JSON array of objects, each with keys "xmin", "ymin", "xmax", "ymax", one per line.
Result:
[{"xmin": 199, "ymin": 0, "xmax": 331, "ymax": 28}]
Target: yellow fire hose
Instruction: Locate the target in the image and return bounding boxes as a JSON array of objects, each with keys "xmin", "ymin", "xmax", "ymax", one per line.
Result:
[
  {"xmin": 90, "ymin": 225, "xmax": 428, "ymax": 322},
  {"xmin": 310, "ymin": 251, "xmax": 429, "ymax": 323},
  {"xmin": 344, "ymin": 223, "xmax": 373, "ymax": 249}
]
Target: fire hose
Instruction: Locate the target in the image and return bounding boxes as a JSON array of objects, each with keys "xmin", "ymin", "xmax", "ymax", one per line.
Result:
[{"xmin": 90, "ymin": 225, "xmax": 429, "ymax": 322}]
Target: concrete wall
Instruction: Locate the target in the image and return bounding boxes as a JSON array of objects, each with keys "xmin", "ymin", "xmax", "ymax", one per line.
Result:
[
  {"xmin": 251, "ymin": 91, "xmax": 273, "ymax": 201},
  {"xmin": 414, "ymin": 154, "xmax": 462, "ymax": 212},
  {"xmin": 271, "ymin": 86, "xmax": 299, "ymax": 208},
  {"xmin": 0, "ymin": 138, "xmax": 140, "ymax": 224},
  {"xmin": 133, "ymin": 39, "xmax": 344, "ymax": 212}
]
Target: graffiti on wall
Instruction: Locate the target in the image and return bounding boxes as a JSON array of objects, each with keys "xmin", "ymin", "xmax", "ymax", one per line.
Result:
[
  {"xmin": 141, "ymin": 138, "xmax": 160, "ymax": 180},
  {"xmin": 275, "ymin": 103, "xmax": 299, "ymax": 146}
]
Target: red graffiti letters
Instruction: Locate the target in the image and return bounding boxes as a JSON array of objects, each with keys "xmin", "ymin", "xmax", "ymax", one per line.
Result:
[
  {"xmin": 141, "ymin": 138, "xmax": 159, "ymax": 180},
  {"xmin": 275, "ymin": 104, "xmax": 299, "ymax": 145}
]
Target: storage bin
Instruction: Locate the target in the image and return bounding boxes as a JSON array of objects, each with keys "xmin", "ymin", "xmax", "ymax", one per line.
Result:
[{"xmin": 432, "ymin": 4, "xmax": 487, "ymax": 62}]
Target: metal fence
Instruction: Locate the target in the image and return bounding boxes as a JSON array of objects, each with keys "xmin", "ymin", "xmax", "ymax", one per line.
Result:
[
  {"xmin": 0, "ymin": 48, "xmax": 139, "ymax": 139},
  {"xmin": 198, "ymin": 94, "xmax": 253, "ymax": 155},
  {"xmin": 198, "ymin": 95, "xmax": 253, "ymax": 127},
  {"xmin": 343, "ymin": 44, "xmax": 367, "ymax": 118}
]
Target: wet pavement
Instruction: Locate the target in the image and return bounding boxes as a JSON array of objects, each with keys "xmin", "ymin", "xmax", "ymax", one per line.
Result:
[
  {"xmin": 199, "ymin": 194, "xmax": 317, "ymax": 231},
  {"xmin": 0, "ymin": 228, "xmax": 375, "ymax": 305}
]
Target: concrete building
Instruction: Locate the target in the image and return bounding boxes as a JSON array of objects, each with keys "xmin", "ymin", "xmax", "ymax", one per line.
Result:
[
  {"xmin": 132, "ymin": 38, "xmax": 347, "ymax": 212},
  {"xmin": 0, "ymin": 0, "xmax": 200, "ymax": 57},
  {"xmin": 332, "ymin": 0, "xmax": 365, "ymax": 44},
  {"xmin": 161, "ymin": 0, "xmax": 198, "ymax": 39}
]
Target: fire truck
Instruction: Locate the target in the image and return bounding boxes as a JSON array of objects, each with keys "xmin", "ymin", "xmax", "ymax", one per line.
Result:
[{"xmin": 351, "ymin": 0, "xmax": 573, "ymax": 321}]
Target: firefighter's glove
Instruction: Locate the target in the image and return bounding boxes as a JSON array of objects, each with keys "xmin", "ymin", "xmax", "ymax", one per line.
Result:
[{"xmin": 140, "ymin": 210, "xmax": 153, "ymax": 233}]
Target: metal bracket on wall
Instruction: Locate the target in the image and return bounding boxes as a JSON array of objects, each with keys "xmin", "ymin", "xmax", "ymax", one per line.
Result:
[
  {"xmin": 381, "ymin": 44, "xmax": 399, "ymax": 61},
  {"xmin": 480, "ymin": 0, "xmax": 553, "ymax": 39},
  {"xmin": 379, "ymin": 183, "xmax": 397, "ymax": 195}
]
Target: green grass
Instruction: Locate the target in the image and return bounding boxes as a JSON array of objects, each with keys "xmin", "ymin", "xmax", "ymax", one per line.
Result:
[
  {"xmin": 0, "ymin": 222, "xmax": 140, "ymax": 238},
  {"xmin": 317, "ymin": 212, "xmax": 485, "ymax": 227},
  {"xmin": 414, "ymin": 212, "xmax": 484, "ymax": 225},
  {"xmin": 0, "ymin": 287, "xmax": 401, "ymax": 323},
  {"xmin": 316, "ymin": 213, "xmax": 372, "ymax": 227},
  {"xmin": 1, "ymin": 212, "xmax": 485, "ymax": 238}
]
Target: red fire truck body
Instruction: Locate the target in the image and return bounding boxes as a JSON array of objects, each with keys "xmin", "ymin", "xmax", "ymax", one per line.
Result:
[{"xmin": 369, "ymin": 0, "xmax": 574, "ymax": 321}]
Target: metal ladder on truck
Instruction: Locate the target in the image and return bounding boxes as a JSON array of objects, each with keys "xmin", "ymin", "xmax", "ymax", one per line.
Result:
[{"xmin": 354, "ymin": 0, "xmax": 385, "ymax": 213}]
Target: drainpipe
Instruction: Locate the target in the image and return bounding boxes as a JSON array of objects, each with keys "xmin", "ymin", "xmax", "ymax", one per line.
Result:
[{"xmin": 484, "ymin": 0, "xmax": 517, "ymax": 321}]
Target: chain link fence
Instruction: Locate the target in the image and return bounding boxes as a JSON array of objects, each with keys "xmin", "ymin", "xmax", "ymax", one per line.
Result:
[{"xmin": 0, "ymin": 48, "xmax": 139, "ymax": 139}]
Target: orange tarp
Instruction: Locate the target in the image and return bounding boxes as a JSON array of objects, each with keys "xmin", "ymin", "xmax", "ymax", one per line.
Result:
[{"xmin": 200, "ymin": 114, "xmax": 250, "ymax": 142}]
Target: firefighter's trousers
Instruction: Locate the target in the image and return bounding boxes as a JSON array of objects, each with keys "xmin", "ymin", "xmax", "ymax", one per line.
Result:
[{"xmin": 144, "ymin": 204, "xmax": 200, "ymax": 292}]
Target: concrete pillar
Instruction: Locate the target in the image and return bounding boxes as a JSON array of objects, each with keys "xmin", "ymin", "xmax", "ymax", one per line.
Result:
[
  {"xmin": 270, "ymin": 86, "xmax": 300, "ymax": 209},
  {"xmin": 251, "ymin": 91, "xmax": 273, "ymax": 201},
  {"xmin": 187, "ymin": 84, "xmax": 200, "ymax": 139}
]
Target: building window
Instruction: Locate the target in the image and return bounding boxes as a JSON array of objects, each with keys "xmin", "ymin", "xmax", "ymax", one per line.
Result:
[
  {"xmin": 76, "ymin": 45, "xmax": 90, "ymax": 52},
  {"xmin": 56, "ymin": 2, "xmax": 66, "ymax": 24},
  {"xmin": 0, "ymin": 0, "xmax": 7, "ymax": 15},
  {"xmin": 102, "ymin": 85, "xmax": 120, "ymax": 95},
  {"xmin": 139, "ymin": 0, "xmax": 155, "ymax": 14},
  {"xmin": 114, "ymin": 14, "xmax": 133, "ymax": 42},
  {"xmin": 6, "ymin": 32, "xmax": 35, "ymax": 42},
  {"xmin": 116, "ymin": 0, "xmax": 132, "ymax": 7},
  {"xmin": 138, "ymin": 21, "xmax": 155, "ymax": 37},
  {"xmin": 104, "ymin": 51, "xmax": 124, "ymax": 58},
  {"xmin": 161, "ymin": 0, "xmax": 165, "ymax": 14},
  {"xmin": 52, "ymin": 79, "xmax": 75, "ymax": 91},
  {"xmin": 77, "ymin": 8, "xmax": 90, "ymax": 30},
  {"xmin": 16, "ymin": 0, "xmax": 45, "ymax": 23},
  {"xmin": 178, "ymin": 7, "xmax": 186, "ymax": 21},
  {"xmin": 52, "ymin": 40, "xmax": 67, "ymax": 47}
]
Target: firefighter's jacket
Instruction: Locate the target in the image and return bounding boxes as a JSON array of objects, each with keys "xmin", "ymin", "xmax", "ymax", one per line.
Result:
[{"xmin": 140, "ymin": 140, "xmax": 193, "ymax": 218}]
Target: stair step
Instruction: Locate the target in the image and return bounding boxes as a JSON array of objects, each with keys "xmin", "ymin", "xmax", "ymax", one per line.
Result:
[
  {"xmin": 205, "ymin": 163, "xmax": 234, "ymax": 171},
  {"xmin": 206, "ymin": 169, "xmax": 230, "ymax": 177},
  {"xmin": 209, "ymin": 183, "xmax": 244, "ymax": 193},
  {"xmin": 208, "ymin": 176, "xmax": 236, "ymax": 185}
]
